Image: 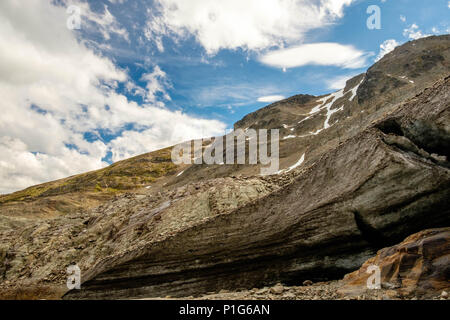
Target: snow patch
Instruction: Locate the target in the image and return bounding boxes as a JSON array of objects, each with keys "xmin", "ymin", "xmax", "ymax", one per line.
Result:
[
  {"xmin": 324, "ymin": 105, "xmax": 343, "ymax": 129},
  {"xmin": 283, "ymin": 135, "xmax": 296, "ymax": 140},
  {"xmin": 286, "ymin": 154, "xmax": 305, "ymax": 172},
  {"xmin": 276, "ymin": 154, "xmax": 305, "ymax": 174},
  {"xmin": 309, "ymin": 94, "xmax": 331, "ymax": 114},
  {"xmin": 298, "ymin": 81, "xmax": 366, "ymax": 138},
  {"xmin": 400, "ymin": 75, "xmax": 414, "ymax": 84},
  {"xmin": 299, "ymin": 89, "xmax": 345, "ymax": 137},
  {"xmin": 347, "ymin": 77, "xmax": 365, "ymax": 102},
  {"xmin": 298, "ymin": 114, "xmax": 315, "ymax": 124},
  {"xmin": 319, "ymin": 88, "xmax": 345, "ymax": 130},
  {"xmin": 176, "ymin": 170, "xmax": 185, "ymax": 177}
]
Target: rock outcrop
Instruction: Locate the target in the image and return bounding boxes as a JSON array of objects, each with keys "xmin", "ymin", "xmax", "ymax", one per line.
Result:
[
  {"xmin": 0, "ymin": 36, "xmax": 449, "ymax": 300},
  {"xmin": 340, "ymin": 228, "xmax": 450, "ymax": 298},
  {"xmin": 64, "ymin": 75, "xmax": 450, "ymax": 299}
]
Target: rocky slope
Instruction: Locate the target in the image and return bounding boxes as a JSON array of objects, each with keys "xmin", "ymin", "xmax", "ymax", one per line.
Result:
[
  {"xmin": 2, "ymin": 36, "xmax": 449, "ymax": 219},
  {"xmin": 65, "ymin": 75, "xmax": 450, "ymax": 299},
  {"xmin": 0, "ymin": 35, "xmax": 449, "ymax": 300},
  {"xmin": 145, "ymin": 228, "xmax": 449, "ymax": 300}
]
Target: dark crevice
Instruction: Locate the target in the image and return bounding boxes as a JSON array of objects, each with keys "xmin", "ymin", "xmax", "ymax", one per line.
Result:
[
  {"xmin": 377, "ymin": 118, "xmax": 449, "ymax": 165},
  {"xmin": 402, "ymin": 120, "xmax": 450, "ymax": 159},
  {"xmin": 352, "ymin": 211, "xmax": 391, "ymax": 248},
  {"xmin": 376, "ymin": 119, "xmax": 404, "ymax": 136}
]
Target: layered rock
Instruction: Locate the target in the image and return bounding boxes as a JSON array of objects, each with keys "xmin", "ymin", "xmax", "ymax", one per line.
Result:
[
  {"xmin": 64, "ymin": 76, "xmax": 450, "ymax": 299},
  {"xmin": 340, "ymin": 228, "xmax": 450, "ymax": 298},
  {"xmin": 0, "ymin": 36, "xmax": 449, "ymax": 300}
]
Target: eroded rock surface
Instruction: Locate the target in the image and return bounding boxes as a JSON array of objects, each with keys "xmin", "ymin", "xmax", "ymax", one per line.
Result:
[
  {"xmin": 64, "ymin": 76, "xmax": 450, "ymax": 299},
  {"xmin": 340, "ymin": 228, "xmax": 450, "ymax": 299},
  {"xmin": 1, "ymin": 36, "xmax": 449, "ymax": 300}
]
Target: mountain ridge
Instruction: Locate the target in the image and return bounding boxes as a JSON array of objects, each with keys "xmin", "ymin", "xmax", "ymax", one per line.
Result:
[
  {"xmin": 2, "ymin": 35, "xmax": 449, "ymax": 219},
  {"xmin": 0, "ymin": 35, "xmax": 449, "ymax": 300}
]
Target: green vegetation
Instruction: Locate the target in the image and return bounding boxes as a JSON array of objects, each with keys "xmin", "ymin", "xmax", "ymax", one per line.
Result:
[{"xmin": 0, "ymin": 147, "xmax": 177, "ymax": 205}]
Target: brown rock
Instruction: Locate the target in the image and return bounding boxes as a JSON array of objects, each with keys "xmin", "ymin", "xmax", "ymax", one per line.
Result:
[
  {"xmin": 270, "ymin": 284, "xmax": 285, "ymax": 294},
  {"xmin": 282, "ymin": 292, "xmax": 296, "ymax": 299},
  {"xmin": 340, "ymin": 228, "xmax": 450, "ymax": 298}
]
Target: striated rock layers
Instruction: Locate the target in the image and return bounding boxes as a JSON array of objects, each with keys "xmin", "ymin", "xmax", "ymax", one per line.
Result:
[
  {"xmin": 64, "ymin": 76, "xmax": 450, "ymax": 299},
  {"xmin": 341, "ymin": 228, "xmax": 450, "ymax": 298},
  {"xmin": 1, "ymin": 36, "xmax": 449, "ymax": 300}
]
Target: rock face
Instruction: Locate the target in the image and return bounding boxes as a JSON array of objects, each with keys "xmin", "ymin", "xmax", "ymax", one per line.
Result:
[
  {"xmin": 64, "ymin": 75, "xmax": 450, "ymax": 299},
  {"xmin": 340, "ymin": 228, "xmax": 450, "ymax": 298},
  {"xmin": 1, "ymin": 36, "xmax": 449, "ymax": 300}
]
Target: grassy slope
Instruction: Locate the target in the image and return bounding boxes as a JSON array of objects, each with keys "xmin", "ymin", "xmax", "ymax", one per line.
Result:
[{"xmin": 0, "ymin": 147, "xmax": 178, "ymax": 217}]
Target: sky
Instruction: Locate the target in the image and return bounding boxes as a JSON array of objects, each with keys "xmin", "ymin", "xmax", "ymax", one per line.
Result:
[{"xmin": 0, "ymin": 0, "xmax": 449, "ymax": 194}]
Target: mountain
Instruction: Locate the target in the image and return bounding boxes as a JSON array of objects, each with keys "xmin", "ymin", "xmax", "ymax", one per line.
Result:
[
  {"xmin": 0, "ymin": 35, "xmax": 449, "ymax": 300},
  {"xmin": 0, "ymin": 147, "xmax": 177, "ymax": 218}
]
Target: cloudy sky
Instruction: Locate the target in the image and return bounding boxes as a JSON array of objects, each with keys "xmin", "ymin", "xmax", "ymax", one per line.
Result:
[{"xmin": 0, "ymin": 0, "xmax": 449, "ymax": 194}]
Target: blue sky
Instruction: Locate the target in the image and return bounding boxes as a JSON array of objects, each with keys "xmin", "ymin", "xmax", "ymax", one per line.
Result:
[
  {"xmin": 94, "ymin": 0, "xmax": 450, "ymax": 126},
  {"xmin": 0, "ymin": 0, "xmax": 449, "ymax": 193}
]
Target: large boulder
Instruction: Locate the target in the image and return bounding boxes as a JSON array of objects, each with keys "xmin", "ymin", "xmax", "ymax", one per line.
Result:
[{"xmin": 340, "ymin": 228, "xmax": 450, "ymax": 298}]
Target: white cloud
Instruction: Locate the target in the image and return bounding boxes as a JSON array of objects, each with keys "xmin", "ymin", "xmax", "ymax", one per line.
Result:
[
  {"xmin": 0, "ymin": 136, "xmax": 108, "ymax": 195},
  {"xmin": 147, "ymin": 0, "xmax": 355, "ymax": 54},
  {"xmin": 403, "ymin": 24, "xmax": 430, "ymax": 40},
  {"xmin": 190, "ymin": 82, "xmax": 283, "ymax": 109},
  {"xmin": 84, "ymin": 5, "xmax": 129, "ymax": 41},
  {"xmin": 109, "ymin": 111, "xmax": 225, "ymax": 162},
  {"xmin": 325, "ymin": 73, "xmax": 359, "ymax": 90},
  {"xmin": 0, "ymin": 0, "xmax": 225, "ymax": 194},
  {"xmin": 375, "ymin": 39, "xmax": 400, "ymax": 61},
  {"xmin": 400, "ymin": 15, "xmax": 406, "ymax": 22},
  {"xmin": 259, "ymin": 43, "xmax": 368, "ymax": 70},
  {"xmin": 140, "ymin": 66, "xmax": 172, "ymax": 103},
  {"xmin": 257, "ymin": 95, "xmax": 285, "ymax": 103},
  {"xmin": 61, "ymin": 0, "xmax": 129, "ymax": 42}
]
